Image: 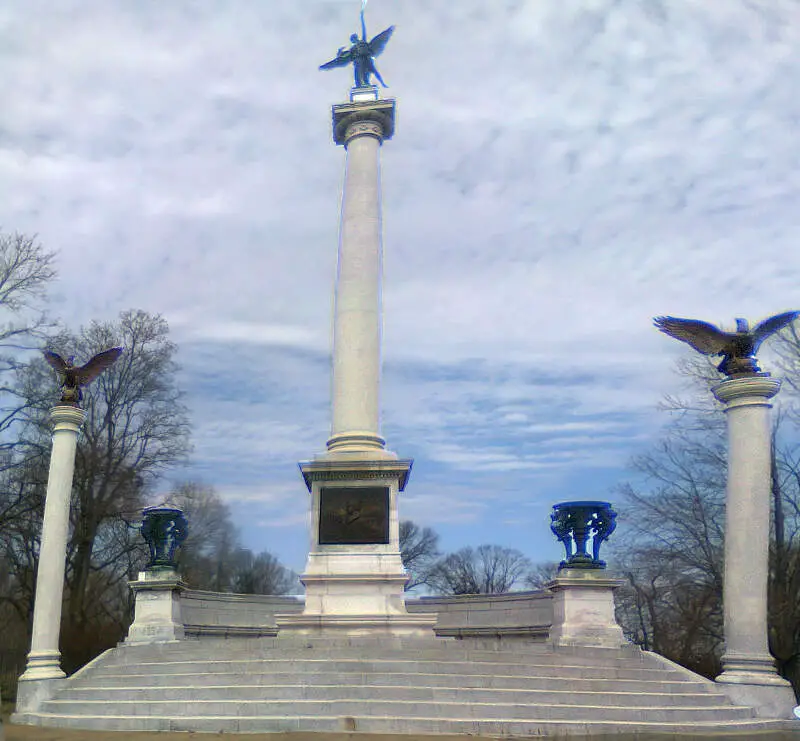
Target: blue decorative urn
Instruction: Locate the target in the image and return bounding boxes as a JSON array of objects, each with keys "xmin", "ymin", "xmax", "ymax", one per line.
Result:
[
  {"xmin": 140, "ymin": 505, "xmax": 188, "ymax": 570},
  {"xmin": 550, "ymin": 500, "xmax": 617, "ymax": 570}
]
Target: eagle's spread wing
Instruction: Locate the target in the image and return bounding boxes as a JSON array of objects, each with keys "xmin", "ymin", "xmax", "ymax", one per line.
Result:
[
  {"xmin": 43, "ymin": 350, "xmax": 69, "ymax": 374},
  {"xmin": 751, "ymin": 310, "xmax": 800, "ymax": 352},
  {"xmin": 76, "ymin": 347, "xmax": 123, "ymax": 386},
  {"xmin": 653, "ymin": 316, "xmax": 731, "ymax": 355},
  {"xmin": 368, "ymin": 26, "xmax": 394, "ymax": 57},
  {"xmin": 319, "ymin": 50, "xmax": 353, "ymax": 70}
]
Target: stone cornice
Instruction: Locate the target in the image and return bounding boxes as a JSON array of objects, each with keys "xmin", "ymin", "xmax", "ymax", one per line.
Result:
[{"xmin": 298, "ymin": 458, "xmax": 413, "ymax": 491}]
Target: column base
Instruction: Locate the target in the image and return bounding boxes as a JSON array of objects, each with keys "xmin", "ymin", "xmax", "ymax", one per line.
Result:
[
  {"xmin": 715, "ymin": 652, "xmax": 795, "ymax": 718},
  {"xmin": 546, "ymin": 569, "xmax": 628, "ymax": 649},
  {"xmin": 125, "ymin": 569, "xmax": 186, "ymax": 644},
  {"xmin": 324, "ymin": 431, "xmax": 393, "ymax": 458},
  {"xmin": 17, "ymin": 649, "xmax": 65, "ymax": 682},
  {"xmin": 14, "ymin": 675, "xmax": 66, "ymax": 714},
  {"xmin": 718, "ymin": 652, "xmax": 790, "ymax": 684},
  {"xmin": 715, "ymin": 679, "xmax": 797, "ymax": 719}
]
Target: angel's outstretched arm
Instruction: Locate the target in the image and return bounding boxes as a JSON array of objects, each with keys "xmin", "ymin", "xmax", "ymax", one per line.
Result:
[{"xmin": 361, "ymin": 9, "xmax": 367, "ymax": 40}]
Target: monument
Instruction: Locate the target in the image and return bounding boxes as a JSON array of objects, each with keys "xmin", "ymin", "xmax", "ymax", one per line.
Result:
[
  {"xmin": 655, "ymin": 312, "xmax": 800, "ymax": 717},
  {"xmin": 9, "ymin": 6, "xmax": 799, "ymax": 733},
  {"xmin": 276, "ymin": 3, "xmax": 434, "ymax": 636}
]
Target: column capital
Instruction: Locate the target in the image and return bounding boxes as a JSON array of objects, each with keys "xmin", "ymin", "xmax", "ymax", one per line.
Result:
[
  {"xmin": 332, "ymin": 98, "xmax": 395, "ymax": 146},
  {"xmin": 48, "ymin": 404, "xmax": 87, "ymax": 430},
  {"xmin": 712, "ymin": 376, "xmax": 781, "ymax": 408}
]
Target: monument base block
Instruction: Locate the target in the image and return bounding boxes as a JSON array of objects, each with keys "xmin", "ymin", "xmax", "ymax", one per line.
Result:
[
  {"xmin": 126, "ymin": 569, "xmax": 186, "ymax": 644},
  {"xmin": 715, "ymin": 679, "xmax": 797, "ymax": 719},
  {"xmin": 276, "ymin": 612, "xmax": 436, "ymax": 637},
  {"xmin": 546, "ymin": 569, "xmax": 627, "ymax": 648},
  {"xmin": 281, "ymin": 457, "xmax": 435, "ymax": 637},
  {"xmin": 13, "ymin": 676, "xmax": 66, "ymax": 715}
]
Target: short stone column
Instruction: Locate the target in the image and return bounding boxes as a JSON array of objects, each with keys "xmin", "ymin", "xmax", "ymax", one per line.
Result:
[
  {"xmin": 15, "ymin": 406, "xmax": 86, "ymax": 712},
  {"xmin": 126, "ymin": 506, "xmax": 188, "ymax": 644},
  {"xmin": 546, "ymin": 501, "xmax": 627, "ymax": 648},
  {"xmin": 712, "ymin": 376, "xmax": 795, "ymax": 716}
]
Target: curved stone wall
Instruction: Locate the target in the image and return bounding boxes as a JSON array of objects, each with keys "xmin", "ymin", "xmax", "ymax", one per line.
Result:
[{"xmin": 178, "ymin": 588, "xmax": 553, "ymax": 640}]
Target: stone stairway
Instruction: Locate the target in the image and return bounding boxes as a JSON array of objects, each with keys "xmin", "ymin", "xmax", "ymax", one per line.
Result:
[{"xmin": 14, "ymin": 637, "xmax": 795, "ymax": 735}]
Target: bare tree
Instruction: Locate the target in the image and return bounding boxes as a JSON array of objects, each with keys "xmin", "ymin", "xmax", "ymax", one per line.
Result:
[
  {"xmin": 167, "ymin": 483, "xmax": 297, "ymax": 595},
  {"xmin": 399, "ymin": 520, "xmax": 440, "ymax": 591},
  {"xmin": 167, "ymin": 482, "xmax": 238, "ymax": 592},
  {"xmin": 523, "ymin": 561, "xmax": 560, "ymax": 590},
  {"xmin": 230, "ymin": 549, "xmax": 299, "ymax": 595},
  {"xmin": 0, "ymin": 231, "xmax": 56, "ymax": 515},
  {"xmin": 7, "ymin": 310, "xmax": 191, "ymax": 635},
  {"xmin": 428, "ymin": 545, "xmax": 532, "ymax": 595}
]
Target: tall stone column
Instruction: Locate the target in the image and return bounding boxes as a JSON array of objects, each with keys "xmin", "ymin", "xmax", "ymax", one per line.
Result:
[
  {"xmin": 712, "ymin": 376, "xmax": 795, "ymax": 717},
  {"xmin": 276, "ymin": 90, "xmax": 434, "ymax": 637},
  {"xmin": 326, "ymin": 93, "xmax": 395, "ymax": 458},
  {"xmin": 16, "ymin": 405, "xmax": 86, "ymax": 712}
]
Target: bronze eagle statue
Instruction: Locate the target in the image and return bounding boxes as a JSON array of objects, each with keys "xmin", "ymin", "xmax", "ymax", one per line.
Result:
[
  {"xmin": 653, "ymin": 312, "xmax": 800, "ymax": 377},
  {"xmin": 319, "ymin": 6, "xmax": 394, "ymax": 88},
  {"xmin": 43, "ymin": 347, "xmax": 123, "ymax": 405}
]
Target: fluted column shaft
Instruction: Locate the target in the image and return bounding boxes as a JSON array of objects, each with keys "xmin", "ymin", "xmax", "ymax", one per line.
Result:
[
  {"xmin": 713, "ymin": 376, "xmax": 788, "ymax": 686},
  {"xmin": 20, "ymin": 405, "xmax": 86, "ymax": 680}
]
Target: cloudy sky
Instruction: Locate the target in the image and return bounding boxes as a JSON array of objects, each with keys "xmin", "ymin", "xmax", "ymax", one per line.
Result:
[{"xmin": 2, "ymin": 0, "xmax": 799, "ymax": 575}]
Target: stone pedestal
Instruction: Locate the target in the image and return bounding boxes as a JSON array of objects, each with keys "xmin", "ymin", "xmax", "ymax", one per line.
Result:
[
  {"xmin": 16, "ymin": 406, "xmax": 85, "ymax": 712},
  {"xmin": 712, "ymin": 376, "xmax": 796, "ymax": 718},
  {"xmin": 126, "ymin": 569, "xmax": 186, "ymax": 644},
  {"xmin": 277, "ymin": 460, "xmax": 435, "ymax": 636},
  {"xmin": 547, "ymin": 569, "xmax": 627, "ymax": 648}
]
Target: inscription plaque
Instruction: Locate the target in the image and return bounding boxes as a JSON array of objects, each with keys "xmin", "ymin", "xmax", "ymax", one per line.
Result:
[{"xmin": 319, "ymin": 486, "xmax": 390, "ymax": 545}]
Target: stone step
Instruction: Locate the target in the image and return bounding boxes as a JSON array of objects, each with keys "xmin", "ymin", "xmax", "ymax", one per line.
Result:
[
  {"xmin": 85, "ymin": 657, "xmax": 684, "ymax": 680},
  {"xmin": 106, "ymin": 645, "xmax": 643, "ymax": 668},
  {"xmin": 16, "ymin": 712, "xmax": 792, "ymax": 736},
  {"xmin": 55, "ymin": 683, "xmax": 733, "ymax": 706},
  {"xmin": 83, "ymin": 654, "xmax": 680, "ymax": 676},
  {"xmin": 41, "ymin": 697, "xmax": 756, "ymax": 723},
  {"xmin": 68, "ymin": 670, "xmax": 712, "ymax": 693}
]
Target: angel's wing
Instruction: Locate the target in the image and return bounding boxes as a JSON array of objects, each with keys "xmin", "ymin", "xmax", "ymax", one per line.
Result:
[
  {"xmin": 320, "ymin": 50, "xmax": 353, "ymax": 70},
  {"xmin": 751, "ymin": 310, "xmax": 800, "ymax": 352},
  {"xmin": 76, "ymin": 347, "xmax": 123, "ymax": 386},
  {"xmin": 368, "ymin": 26, "xmax": 394, "ymax": 57},
  {"xmin": 653, "ymin": 316, "xmax": 731, "ymax": 355},
  {"xmin": 43, "ymin": 350, "xmax": 69, "ymax": 373}
]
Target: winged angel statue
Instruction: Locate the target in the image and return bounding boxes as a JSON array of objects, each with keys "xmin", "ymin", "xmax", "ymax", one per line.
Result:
[
  {"xmin": 319, "ymin": 3, "xmax": 394, "ymax": 88},
  {"xmin": 653, "ymin": 311, "xmax": 799, "ymax": 377},
  {"xmin": 44, "ymin": 347, "xmax": 124, "ymax": 405}
]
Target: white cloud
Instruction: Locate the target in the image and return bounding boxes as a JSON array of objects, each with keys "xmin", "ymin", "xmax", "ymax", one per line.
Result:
[{"xmin": 2, "ymin": 0, "xmax": 798, "ymax": 565}]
